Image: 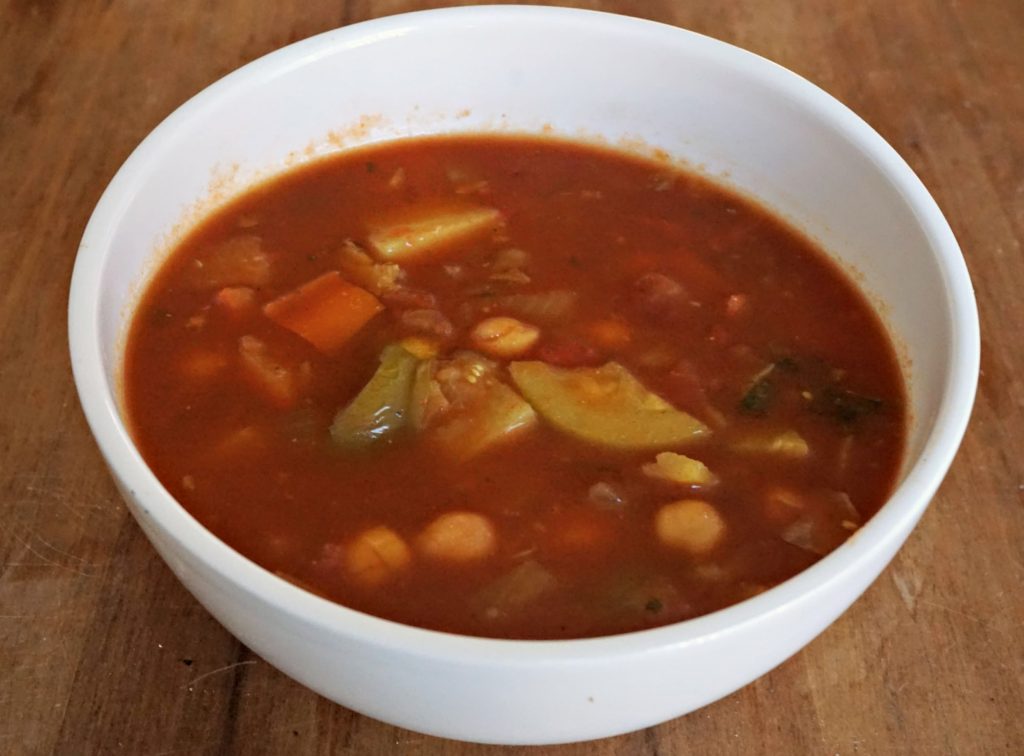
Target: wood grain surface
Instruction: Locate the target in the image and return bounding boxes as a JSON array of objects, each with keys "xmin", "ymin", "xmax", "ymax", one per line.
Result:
[{"xmin": 1, "ymin": 1, "xmax": 1021, "ymax": 754}]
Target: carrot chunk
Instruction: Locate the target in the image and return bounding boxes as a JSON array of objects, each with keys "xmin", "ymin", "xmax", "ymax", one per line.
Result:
[{"xmin": 263, "ymin": 272, "xmax": 383, "ymax": 353}]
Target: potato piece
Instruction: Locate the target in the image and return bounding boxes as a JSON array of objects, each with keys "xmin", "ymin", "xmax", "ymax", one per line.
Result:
[
  {"xmin": 417, "ymin": 512, "xmax": 497, "ymax": 563},
  {"xmin": 509, "ymin": 361, "xmax": 709, "ymax": 450},
  {"xmin": 333, "ymin": 239, "xmax": 403, "ymax": 295},
  {"xmin": 187, "ymin": 235, "xmax": 271, "ymax": 289},
  {"xmin": 238, "ymin": 335, "xmax": 310, "ymax": 408},
  {"xmin": 470, "ymin": 316, "xmax": 540, "ymax": 359},
  {"xmin": 345, "ymin": 526, "xmax": 412, "ymax": 586},
  {"xmin": 642, "ymin": 452, "xmax": 717, "ymax": 486},
  {"xmin": 732, "ymin": 429, "xmax": 810, "ymax": 458},
  {"xmin": 367, "ymin": 207, "xmax": 503, "ymax": 262},
  {"xmin": 655, "ymin": 499, "xmax": 726, "ymax": 555}
]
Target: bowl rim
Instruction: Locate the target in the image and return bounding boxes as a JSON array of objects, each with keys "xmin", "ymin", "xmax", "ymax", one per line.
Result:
[{"xmin": 68, "ymin": 4, "xmax": 979, "ymax": 663}]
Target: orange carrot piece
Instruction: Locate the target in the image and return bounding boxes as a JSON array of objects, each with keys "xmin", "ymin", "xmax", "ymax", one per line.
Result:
[{"xmin": 263, "ymin": 272, "xmax": 383, "ymax": 353}]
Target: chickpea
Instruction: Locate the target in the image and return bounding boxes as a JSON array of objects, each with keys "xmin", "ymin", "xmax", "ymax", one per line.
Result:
[
  {"xmin": 470, "ymin": 316, "xmax": 540, "ymax": 359},
  {"xmin": 655, "ymin": 499, "xmax": 726, "ymax": 556},
  {"xmin": 417, "ymin": 511, "xmax": 497, "ymax": 562},
  {"xmin": 345, "ymin": 526, "xmax": 411, "ymax": 586}
]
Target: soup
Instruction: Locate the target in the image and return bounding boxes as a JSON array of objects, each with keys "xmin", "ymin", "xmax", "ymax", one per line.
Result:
[{"xmin": 124, "ymin": 135, "xmax": 905, "ymax": 639}]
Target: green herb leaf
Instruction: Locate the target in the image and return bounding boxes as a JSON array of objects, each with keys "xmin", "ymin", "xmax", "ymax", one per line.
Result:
[
  {"xmin": 813, "ymin": 388, "xmax": 883, "ymax": 424},
  {"xmin": 740, "ymin": 378, "xmax": 774, "ymax": 414},
  {"xmin": 775, "ymin": 356, "xmax": 799, "ymax": 373},
  {"xmin": 644, "ymin": 597, "xmax": 664, "ymax": 614}
]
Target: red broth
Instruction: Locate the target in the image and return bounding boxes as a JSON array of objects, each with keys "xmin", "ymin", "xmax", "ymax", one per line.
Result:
[{"xmin": 124, "ymin": 135, "xmax": 906, "ymax": 639}]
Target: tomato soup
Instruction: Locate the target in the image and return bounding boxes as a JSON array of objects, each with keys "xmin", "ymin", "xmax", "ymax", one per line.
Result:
[{"xmin": 124, "ymin": 136, "xmax": 905, "ymax": 639}]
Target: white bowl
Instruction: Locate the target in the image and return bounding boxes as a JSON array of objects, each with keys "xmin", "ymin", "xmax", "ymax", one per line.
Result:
[{"xmin": 68, "ymin": 6, "xmax": 979, "ymax": 745}]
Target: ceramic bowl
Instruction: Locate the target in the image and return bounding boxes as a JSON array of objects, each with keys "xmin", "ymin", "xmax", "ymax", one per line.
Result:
[{"xmin": 69, "ymin": 6, "xmax": 978, "ymax": 744}]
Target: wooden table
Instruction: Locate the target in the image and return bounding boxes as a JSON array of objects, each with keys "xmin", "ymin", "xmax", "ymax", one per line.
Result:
[{"xmin": 2, "ymin": 1, "xmax": 1021, "ymax": 753}]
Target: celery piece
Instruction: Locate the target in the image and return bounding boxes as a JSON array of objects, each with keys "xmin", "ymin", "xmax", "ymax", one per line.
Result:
[
  {"xmin": 415, "ymin": 351, "xmax": 537, "ymax": 460},
  {"xmin": 330, "ymin": 345, "xmax": 419, "ymax": 449},
  {"xmin": 409, "ymin": 359, "xmax": 445, "ymax": 432},
  {"xmin": 474, "ymin": 560, "xmax": 557, "ymax": 621},
  {"xmin": 367, "ymin": 207, "xmax": 502, "ymax": 262},
  {"xmin": 509, "ymin": 361, "xmax": 709, "ymax": 450}
]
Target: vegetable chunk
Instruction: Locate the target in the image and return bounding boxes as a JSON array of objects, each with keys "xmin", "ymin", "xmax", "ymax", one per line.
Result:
[
  {"xmin": 368, "ymin": 207, "xmax": 503, "ymax": 262},
  {"xmin": 643, "ymin": 452, "xmax": 717, "ymax": 486},
  {"xmin": 330, "ymin": 344, "xmax": 419, "ymax": 449},
  {"xmin": 474, "ymin": 560, "xmax": 557, "ymax": 621},
  {"xmin": 238, "ymin": 335, "xmax": 310, "ymax": 408},
  {"xmin": 332, "ymin": 239, "xmax": 403, "ymax": 295},
  {"xmin": 509, "ymin": 361, "xmax": 709, "ymax": 450},
  {"xmin": 187, "ymin": 235, "xmax": 271, "ymax": 289},
  {"xmin": 264, "ymin": 271, "xmax": 383, "ymax": 353},
  {"xmin": 430, "ymin": 353, "xmax": 538, "ymax": 461},
  {"xmin": 733, "ymin": 429, "xmax": 810, "ymax": 458}
]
